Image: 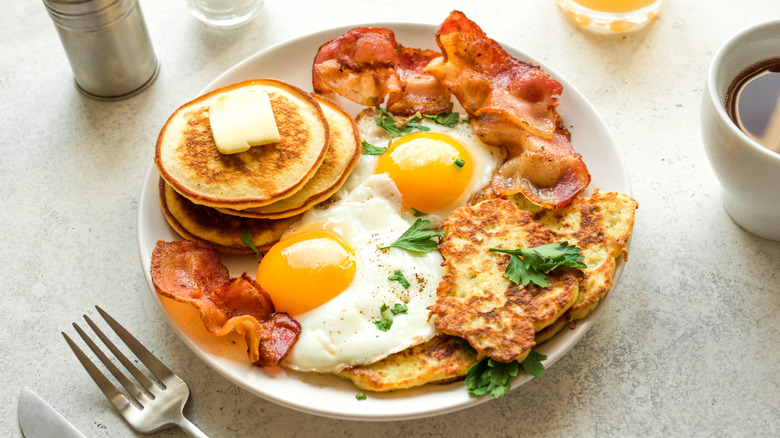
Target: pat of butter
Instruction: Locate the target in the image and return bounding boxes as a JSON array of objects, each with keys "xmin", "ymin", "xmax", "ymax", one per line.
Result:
[{"xmin": 209, "ymin": 91, "xmax": 281, "ymax": 154}]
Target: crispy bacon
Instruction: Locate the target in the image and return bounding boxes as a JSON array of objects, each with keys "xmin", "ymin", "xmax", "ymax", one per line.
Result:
[
  {"xmin": 151, "ymin": 240, "xmax": 300, "ymax": 367},
  {"xmin": 425, "ymin": 10, "xmax": 563, "ymax": 139},
  {"xmin": 426, "ymin": 11, "xmax": 590, "ymax": 208},
  {"xmin": 312, "ymin": 27, "xmax": 451, "ymax": 115},
  {"xmin": 471, "ymin": 113, "xmax": 591, "ymax": 208}
]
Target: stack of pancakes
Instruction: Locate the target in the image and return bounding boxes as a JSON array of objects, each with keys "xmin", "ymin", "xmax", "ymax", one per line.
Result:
[{"xmin": 155, "ymin": 79, "xmax": 361, "ymax": 254}]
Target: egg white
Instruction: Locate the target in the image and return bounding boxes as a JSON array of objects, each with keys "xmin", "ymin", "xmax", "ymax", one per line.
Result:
[{"xmin": 280, "ymin": 176, "xmax": 444, "ymax": 373}]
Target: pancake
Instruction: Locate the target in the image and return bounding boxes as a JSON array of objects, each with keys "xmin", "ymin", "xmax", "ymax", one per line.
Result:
[
  {"xmin": 429, "ymin": 198, "xmax": 582, "ymax": 363},
  {"xmin": 155, "ymin": 79, "xmax": 329, "ymax": 210},
  {"xmin": 337, "ymin": 335, "xmax": 477, "ymax": 392},
  {"xmin": 158, "ymin": 179, "xmax": 299, "ymax": 254},
  {"xmin": 217, "ymin": 95, "xmax": 361, "ymax": 219}
]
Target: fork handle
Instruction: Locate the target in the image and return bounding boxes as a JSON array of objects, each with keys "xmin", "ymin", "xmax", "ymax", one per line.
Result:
[{"xmin": 178, "ymin": 417, "xmax": 209, "ymax": 438}]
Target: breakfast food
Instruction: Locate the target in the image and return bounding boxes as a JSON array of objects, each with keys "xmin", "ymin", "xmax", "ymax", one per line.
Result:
[
  {"xmin": 158, "ymin": 179, "xmax": 298, "ymax": 254},
  {"xmin": 156, "ymin": 79, "xmax": 329, "ymax": 210},
  {"xmin": 253, "ymin": 109, "xmax": 504, "ymax": 373},
  {"xmin": 430, "ymin": 189, "xmax": 637, "ymax": 361},
  {"xmin": 353, "ymin": 108, "xmax": 506, "ymax": 225},
  {"xmin": 216, "ymin": 95, "xmax": 361, "ymax": 219},
  {"xmin": 337, "ymin": 334, "xmax": 478, "ymax": 391},
  {"xmin": 150, "ymin": 240, "xmax": 300, "ymax": 366},
  {"xmin": 149, "ymin": 11, "xmax": 639, "ymax": 399},
  {"xmin": 313, "ymin": 27, "xmax": 451, "ymax": 115}
]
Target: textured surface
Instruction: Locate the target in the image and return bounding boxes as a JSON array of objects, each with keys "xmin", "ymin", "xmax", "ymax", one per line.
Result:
[{"xmin": 2, "ymin": 0, "xmax": 780, "ymax": 437}]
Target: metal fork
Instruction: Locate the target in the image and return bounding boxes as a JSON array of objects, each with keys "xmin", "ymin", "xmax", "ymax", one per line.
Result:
[{"xmin": 62, "ymin": 306, "xmax": 208, "ymax": 437}]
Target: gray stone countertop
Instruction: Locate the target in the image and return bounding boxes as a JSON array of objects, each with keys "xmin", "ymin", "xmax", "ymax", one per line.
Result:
[{"xmin": 2, "ymin": 0, "xmax": 779, "ymax": 436}]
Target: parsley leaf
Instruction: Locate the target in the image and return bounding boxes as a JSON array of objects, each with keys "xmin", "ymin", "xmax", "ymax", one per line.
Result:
[
  {"xmin": 521, "ymin": 349, "xmax": 547, "ymax": 378},
  {"xmin": 423, "ymin": 106, "xmax": 460, "ymax": 127},
  {"xmin": 241, "ymin": 232, "xmax": 260, "ymax": 257},
  {"xmin": 381, "ymin": 218, "xmax": 443, "ymax": 254},
  {"xmin": 465, "ymin": 349, "xmax": 548, "ymax": 398},
  {"xmin": 388, "ymin": 270, "xmax": 411, "ymax": 289},
  {"xmin": 373, "ymin": 302, "xmax": 408, "ymax": 331},
  {"xmin": 453, "ymin": 157, "xmax": 465, "ymax": 171},
  {"xmin": 465, "ymin": 358, "xmax": 518, "ymax": 398},
  {"xmin": 361, "ymin": 140, "xmax": 387, "ymax": 155},
  {"xmin": 355, "ymin": 392, "xmax": 367, "ymax": 400},
  {"xmin": 374, "ymin": 106, "xmax": 430, "ymax": 136},
  {"xmin": 404, "ymin": 115, "xmax": 430, "ymax": 132},
  {"xmin": 409, "ymin": 208, "xmax": 428, "ymax": 217},
  {"xmin": 489, "ymin": 242, "xmax": 586, "ymax": 287}
]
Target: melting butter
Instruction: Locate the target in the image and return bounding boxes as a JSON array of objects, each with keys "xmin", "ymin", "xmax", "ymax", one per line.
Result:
[{"xmin": 209, "ymin": 91, "xmax": 281, "ymax": 154}]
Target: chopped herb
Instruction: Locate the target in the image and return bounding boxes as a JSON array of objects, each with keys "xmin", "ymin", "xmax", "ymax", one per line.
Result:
[
  {"xmin": 374, "ymin": 302, "xmax": 408, "ymax": 331},
  {"xmin": 388, "ymin": 270, "xmax": 411, "ymax": 289},
  {"xmin": 489, "ymin": 242, "xmax": 586, "ymax": 287},
  {"xmin": 390, "ymin": 303, "xmax": 408, "ymax": 315},
  {"xmin": 423, "ymin": 106, "xmax": 460, "ymax": 127},
  {"xmin": 453, "ymin": 157, "xmax": 465, "ymax": 171},
  {"xmin": 374, "ymin": 304, "xmax": 393, "ymax": 331},
  {"xmin": 465, "ymin": 349, "xmax": 547, "ymax": 398},
  {"xmin": 361, "ymin": 140, "xmax": 388, "ymax": 155},
  {"xmin": 409, "ymin": 208, "xmax": 428, "ymax": 217},
  {"xmin": 404, "ymin": 115, "xmax": 430, "ymax": 132},
  {"xmin": 355, "ymin": 392, "xmax": 367, "ymax": 400},
  {"xmin": 241, "ymin": 232, "xmax": 260, "ymax": 257},
  {"xmin": 381, "ymin": 218, "xmax": 443, "ymax": 254},
  {"xmin": 374, "ymin": 106, "xmax": 430, "ymax": 136}
]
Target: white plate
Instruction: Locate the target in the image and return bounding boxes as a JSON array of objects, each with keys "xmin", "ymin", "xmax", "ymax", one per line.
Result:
[{"xmin": 137, "ymin": 23, "xmax": 631, "ymax": 421}]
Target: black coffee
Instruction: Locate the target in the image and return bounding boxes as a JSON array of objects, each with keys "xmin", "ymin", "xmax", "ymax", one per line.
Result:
[{"xmin": 725, "ymin": 58, "xmax": 780, "ymax": 154}]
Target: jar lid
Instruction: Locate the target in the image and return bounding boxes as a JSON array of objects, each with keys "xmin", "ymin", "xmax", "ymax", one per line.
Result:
[{"xmin": 43, "ymin": 0, "xmax": 133, "ymax": 30}]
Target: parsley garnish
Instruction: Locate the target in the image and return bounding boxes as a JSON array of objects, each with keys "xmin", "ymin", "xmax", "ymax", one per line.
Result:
[
  {"xmin": 521, "ymin": 349, "xmax": 547, "ymax": 378},
  {"xmin": 489, "ymin": 242, "xmax": 586, "ymax": 287},
  {"xmin": 453, "ymin": 157, "xmax": 465, "ymax": 171},
  {"xmin": 381, "ymin": 218, "xmax": 443, "ymax": 254},
  {"xmin": 374, "ymin": 303, "xmax": 408, "ymax": 331},
  {"xmin": 361, "ymin": 140, "xmax": 387, "ymax": 155},
  {"xmin": 465, "ymin": 358, "xmax": 518, "ymax": 398},
  {"xmin": 422, "ymin": 106, "xmax": 460, "ymax": 127},
  {"xmin": 241, "ymin": 232, "xmax": 260, "ymax": 257},
  {"xmin": 355, "ymin": 392, "xmax": 367, "ymax": 400},
  {"xmin": 388, "ymin": 270, "xmax": 411, "ymax": 289},
  {"xmin": 465, "ymin": 349, "xmax": 548, "ymax": 398},
  {"xmin": 374, "ymin": 106, "xmax": 430, "ymax": 136},
  {"xmin": 404, "ymin": 115, "xmax": 430, "ymax": 132},
  {"xmin": 409, "ymin": 208, "xmax": 428, "ymax": 217}
]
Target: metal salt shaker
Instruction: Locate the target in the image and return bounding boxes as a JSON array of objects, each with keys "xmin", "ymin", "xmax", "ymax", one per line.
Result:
[{"xmin": 43, "ymin": 0, "xmax": 160, "ymax": 100}]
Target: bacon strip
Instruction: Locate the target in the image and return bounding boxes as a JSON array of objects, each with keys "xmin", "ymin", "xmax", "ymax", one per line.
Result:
[
  {"xmin": 471, "ymin": 112, "xmax": 591, "ymax": 208},
  {"xmin": 426, "ymin": 11, "xmax": 590, "ymax": 208},
  {"xmin": 151, "ymin": 240, "xmax": 300, "ymax": 367},
  {"xmin": 425, "ymin": 11, "xmax": 563, "ymax": 139},
  {"xmin": 312, "ymin": 27, "xmax": 451, "ymax": 115}
]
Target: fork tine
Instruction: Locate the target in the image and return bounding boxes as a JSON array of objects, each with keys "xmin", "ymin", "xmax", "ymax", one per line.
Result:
[
  {"xmin": 96, "ymin": 306, "xmax": 178, "ymax": 385},
  {"xmin": 83, "ymin": 314, "xmax": 157, "ymax": 395},
  {"xmin": 72, "ymin": 321, "xmax": 148, "ymax": 404},
  {"xmin": 62, "ymin": 331, "xmax": 133, "ymax": 413}
]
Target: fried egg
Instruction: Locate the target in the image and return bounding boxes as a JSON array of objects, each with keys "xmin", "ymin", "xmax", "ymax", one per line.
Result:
[
  {"xmin": 257, "ymin": 176, "xmax": 444, "ymax": 373},
  {"xmin": 256, "ymin": 110, "xmax": 503, "ymax": 373},
  {"xmin": 349, "ymin": 112, "xmax": 505, "ymax": 225}
]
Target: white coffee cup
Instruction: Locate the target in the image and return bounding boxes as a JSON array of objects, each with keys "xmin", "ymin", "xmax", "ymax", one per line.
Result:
[{"xmin": 701, "ymin": 19, "xmax": 780, "ymax": 241}]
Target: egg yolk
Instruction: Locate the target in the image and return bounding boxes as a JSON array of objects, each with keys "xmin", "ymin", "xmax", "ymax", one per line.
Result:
[
  {"xmin": 256, "ymin": 231, "xmax": 356, "ymax": 315},
  {"xmin": 375, "ymin": 132, "xmax": 474, "ymax": 212}
]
